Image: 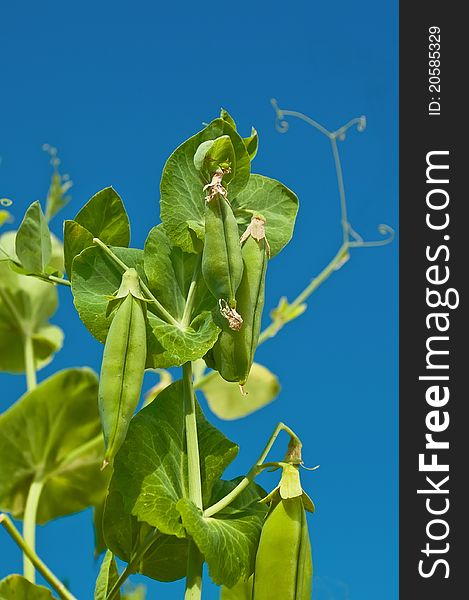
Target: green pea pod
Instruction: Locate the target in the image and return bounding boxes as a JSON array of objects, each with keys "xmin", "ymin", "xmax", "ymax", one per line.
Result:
[
  {"xmin": 220, "ymin": 576, "xmax": 253, "ymax": 599},
  {"xmin": 253, "ymin": 463, "xmax": 314, "ymax": 600},
  {"xmin": 202, "ymin": 170, "xmax": 244, "ymax": 309},
  {"xmin": 205, "ymin": 216, "xmax": 268, "ymax": 386},
  {"xmin": 99, "ymin": 269, "xmax": 147, "ymax": 468}
]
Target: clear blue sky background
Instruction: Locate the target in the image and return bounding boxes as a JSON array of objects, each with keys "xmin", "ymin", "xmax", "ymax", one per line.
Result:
[{"xmin": 0, "ymin": 1, "xmax": 398, "ymax": 599}]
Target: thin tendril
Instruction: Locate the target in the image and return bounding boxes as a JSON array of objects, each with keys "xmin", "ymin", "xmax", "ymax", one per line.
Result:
[{"xmin": 270, "ymin": 98, "xmax": 395, "ymax": 249}]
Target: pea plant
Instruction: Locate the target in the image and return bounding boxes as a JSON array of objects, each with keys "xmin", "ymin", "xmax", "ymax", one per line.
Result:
[{"xmin": 0, "ymin": 106, "xmax": 393, "ymax": 600}]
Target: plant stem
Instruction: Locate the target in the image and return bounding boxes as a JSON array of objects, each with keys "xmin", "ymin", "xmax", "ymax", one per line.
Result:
[
  {"xmin": 18, "ymin": 303, "xmax": 40, "ymax": 583},
  {"xmin": 92, "ymin": 237, "xmax": 180, "ymax": 328},
  {"xmin": 23, "ymin": 334, "xmax": 37, "ymax": 390},
  {"xmin": 44, "ymin": 274, "xmax": 71, "ymax": 287},
  {"xmin": 258, "ymin": 242, "xmax": 349, "ymax": 345},
  {"xmin": 0, "ymin": 513, "xmax": 76, "ymax": 600},
  {"xmin": 182, "ymin": 362, "xmax": 203, "ymax": 599},
  {"xmin": 204, "ymin": 422, "xmax": 299, "ymax": 517},
  {"xmin": 181, "ymin": 255, "xmax": 202, "ymax": 328},
  {"xmin": 106, "ymin": 529, "xmax": 160, "ymax": 600},
  {"xmin": 184, "ymin": 541, "xmax": 204, "ymax": 600},
  {"xmin": 23, "ymin": 481, "xmax": 44, "ymax": 582},
  {"xmin": 183, "ymin": 363, "xmax": 203, "ymax": 509},
  {"xmin": 291, "ymin": 243, "xmax": 348, "ymax": 307}
]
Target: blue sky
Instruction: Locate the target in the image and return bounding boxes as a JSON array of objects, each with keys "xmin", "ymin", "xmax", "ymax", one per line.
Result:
[{"xmin": 0, "ymin": 1, "xmax": 398, "ymax": 598}]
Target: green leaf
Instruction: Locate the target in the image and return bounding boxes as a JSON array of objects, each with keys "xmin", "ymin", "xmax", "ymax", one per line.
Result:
[
  {"xmin": 72, "ymin": 242, "xmax": 218, "ymax": 367},
  {"xmin": 0, "ymin": 238, "xmax": 63, "ymax": 374},
  {"xmin": 219, "ymin": 109, "xmax": 258, "ymax": 160},
  {"xmin": 48, "ymin": 233, "xmax": 65, "ymax": 275},
  {"xmin": 103, "ymin": 489, "xmax": 188, "ymax": 582},
  {"xmin": 220, "ymin": 577, "xmax": 253, "ymax": 600},
  {"xmin": 193, "ymin": 136, "xmax": 236, "ymax": 183},
  {"xmin": 93, "ymin": 499, "xmax": 107, "ymax": 557},
  {"xmin": 139, "ymin": 535, "xmax": 189, "ymax": 582},
  {"xmin": 269, "ymin": 296, "xmax": 307, "ymax": 327},
  {"xmin": 0, "ymin": 210, "xmax": 11, "ymax": 229},
  {"xmin": 64, "ymin": 187, "xmax": 131, "ymax": 279},
  {"xmin": 110, "ymin": 380, "xmax": 238, "ymax": 536},
  {"xmin": 0, "ymin": 575, "xmax": 56, "ymax": 599},
  {"xmin": 199, "ymin": 363, "xmax": 280, "ymax": 420},
  {"xmin": 143, "ymin": 225, "xmax": 215, "ymax": 322},
  {"xmin": 121, "ymin": 586, "xmax": 146, "ymax": 600},
  {"xmin": 220, "ymin": 108, "xmax": 237, "ymax": 130},
  {"xmin": 142, "ymin": 369, "xmax": 173, "ymax": 407},
  {"xmin": 45, "ymin": 170, "xmax": 72, "ymax": 222},
  {"xmin": 75, "ymin": 187, "xmax": 130, "ymax": 246},
  {"xmin": 160, "ymin": 118, "xmax": 250, "ymax": 253},
  {"xmin": 1, "ymin": 230, "xmax": 63, "ymax": 277},
  {"xmin": 95, "ymin": 550, "xmax": 120, "ymax": 600},
  {"xmin": 71, "ymin": 245, "xmax": 144, "ymax": 343},
  {"xmin": 0, "ymin": 231, "xmax": 17, "ymax": 263},
  {"xmin": 177, "ymin": 478, "xmax": 268, "ymax": 587},
  {"xmin": 103, "ymin": 488, "xmax": 148, "ymax": 562},
  {"xmin": 15, "ymin": 201, "xmax": 52, "ymax": 274},
  {"xmin": 232, "ymin": 174, "xmax": 299, "ymax": 257},
  {"xmin": 63, "ymin": 220, "xmax": 93, "ymax": 279},
  {"xmin": 0, "ymin": 368, "xmax": 110, "ymax": 523},
  {"xmin": 146, "ymin": 311, "xmax": 219, "ymax": 368},
  {"xmin": 243, "ymin": 128, "xmax": 259, "ymax": 161}
]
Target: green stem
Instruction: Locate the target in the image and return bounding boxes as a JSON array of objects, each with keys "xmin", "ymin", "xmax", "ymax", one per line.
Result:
[
  {"xmin": 289, "ymin": 242, "xmax": 349, "ymax": 308},
  {"xmin": 23, "ymin": 334, "xmax": 37, "ymax": 390},
  {"xmin": 0, "ymin": 514, "xmax": 76, "ymax": 600},
  {"xmin": 184, "ymin": 541, "xmax": 204, "ymax": 600},
  {"xmin": 204, "ymin": 422, "xmax": 300, "ymax": 517},
  {"xmin": 19, "ymin": 305, "xmax": 40, "ymax": 583},
  {"xmin": 183, "ymin": 363, "xmax": 203, "ymax": 508},
  {"xmin": 181, "ymin": 255, "xmax": 202, "ymax": 328},
  {"xmin": 92, "ymin": 237, "xmax": 180, "ymax": 328},
  {"xmin": 258, "ymin": 242, "xmax": 349, "ymax": 345},
  {"xmin": 106, "ymin": 530, "xmax": 160, "ymax": 600},
  {"xmin": 44, "ymin": 274, "xmax": 71, "ymax": 287},
  {"xmin": 23, "ymin": 481, "xmax": 43, "ymax": 582},
  {"xmin": 182, "ymin": 362, "xmax": 203, "ymax": 599}
]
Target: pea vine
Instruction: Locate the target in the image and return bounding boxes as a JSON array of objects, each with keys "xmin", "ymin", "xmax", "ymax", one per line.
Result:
[{"xmin": 0, "ymin": 107, "xmax": 392, "ymax": 600}]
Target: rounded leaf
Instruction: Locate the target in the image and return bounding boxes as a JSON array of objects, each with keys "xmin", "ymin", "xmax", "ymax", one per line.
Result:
[
  {"xmin": 64, "ymin": 187, "xmax": 131, "ymax": 281},
  {"xmin": 103, "ymin": 489, "xmax": 189, "ymax": 582},
  {"xmin": 0, "ymin": 368, "xmax": 109, "ymax": 523},
  {"xmin": 232, "ymin": 174, "xmax": 299, "ymax": 257},
  {"xmin": 15, "ymin": 201, "xmax": 52, "ymax": 275},
  {"xmin": 199, "ymin": 363, "xmax": 280, "ymax": 420},
  {"xmin": 95, "ymin": 550, "xmax": 120, "ymax": 600},
  {"xmin": 160, "ymin": 118, "xmax": 250, "ymax": 254},
  {"xmin": 177, "ymin": 479, "xmax": 268, "ymax": 588},
  {"xmin": 109, "ymin": 380, "xmax": 238, "ymax": 536},
  {"xmin": 0, "ymin": 575, "xmax": 56, "ymax": 599},
  {"xmin": 71, "ymin": 245, "xmax": 144, "ymax": 343},
  {"xmin": 74, "ymin": 187, "xmax": 130, "ymax": 247},
  {"xmin": 0, "ymin": 234, "xmax": 62, "ymax": 374}
]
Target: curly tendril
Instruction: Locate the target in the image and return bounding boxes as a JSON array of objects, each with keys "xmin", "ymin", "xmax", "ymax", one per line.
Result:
[{"xmin": 270, "ymin": 98, "xmax": 394, "ymax": 249}]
